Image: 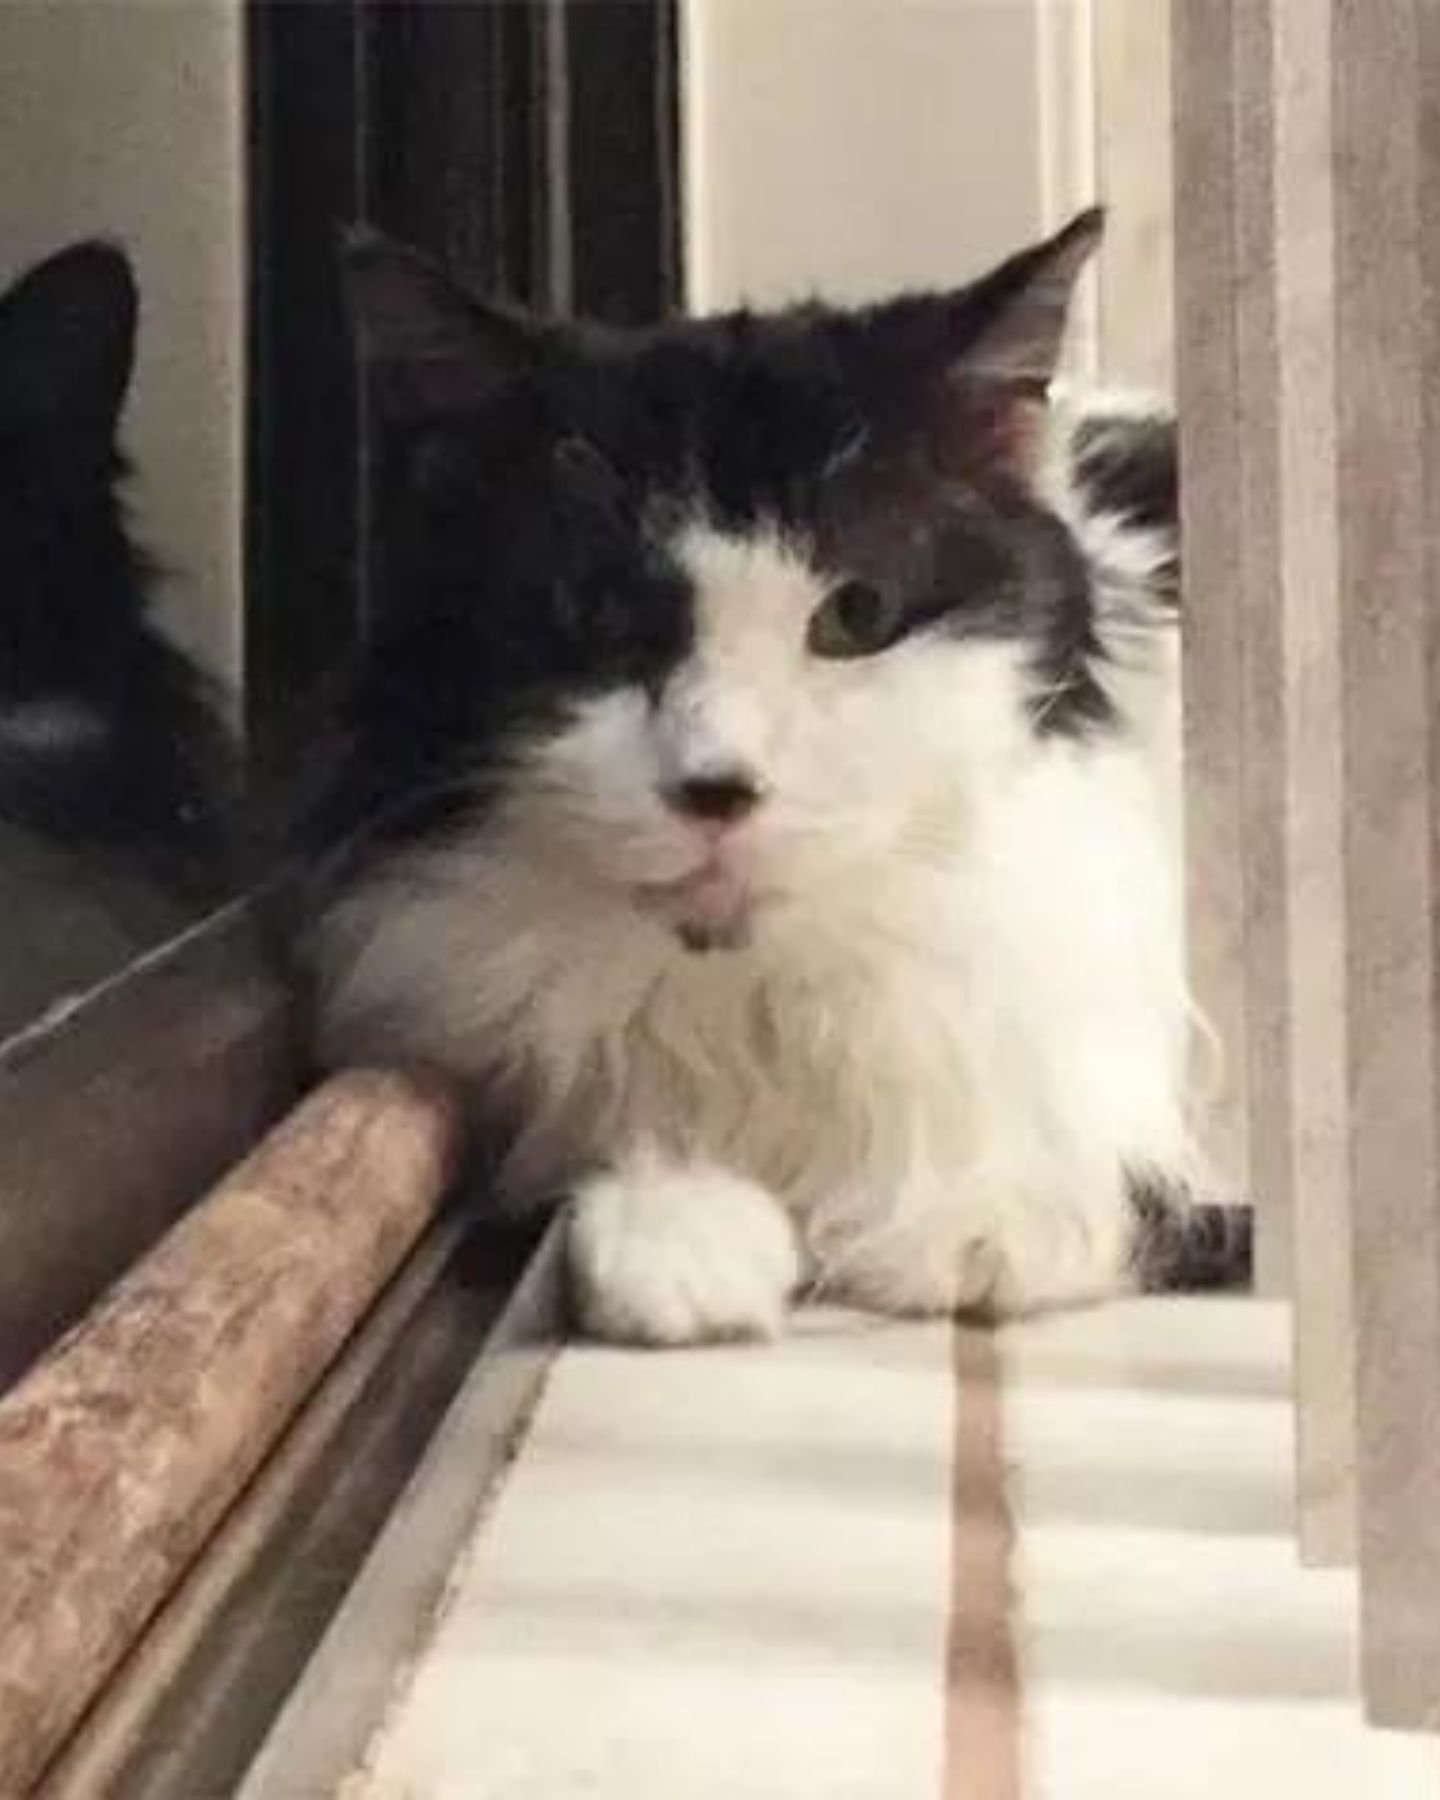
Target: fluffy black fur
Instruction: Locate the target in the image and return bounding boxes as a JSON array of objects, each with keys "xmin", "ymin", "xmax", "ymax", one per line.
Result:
[
  {"xmin": 1072, "ymin": 409, "xmax": 1178, "ymax": 533},
  {"xmin": 1072, "ymin": 407, "xmax": 1180, "ymax": 603}
]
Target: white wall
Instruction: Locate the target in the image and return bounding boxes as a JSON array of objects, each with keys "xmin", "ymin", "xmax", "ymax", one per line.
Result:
[
  {"xmin": 0, "ymin": 0, "xmax": 246, "ymax": 684},
  {"xmin": 1093, "ymin": 0, "xmax": 1174, "ymax": 393},
  {"xmin": 681, "ymin": 0, "xmax": 1171, "ymax": 392},
  {"xmin": 684, "ymin": 0, "xmax": 1049, "ymax": 305},
  {"xmin": 683, "ymin": 0, "xmax": 1096, "ymax": 362}
]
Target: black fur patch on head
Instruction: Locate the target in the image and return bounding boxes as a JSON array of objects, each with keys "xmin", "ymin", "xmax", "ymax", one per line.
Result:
[
  {"xmin": 0, "ymin": 240, "xmax": 230, "ymax": 896},
  {"xmin": 302, "ymin": 215, "xmax": 1110, "ymax": 876}
]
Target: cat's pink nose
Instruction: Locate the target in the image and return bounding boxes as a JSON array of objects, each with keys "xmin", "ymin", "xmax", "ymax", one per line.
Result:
[{"xmin": 662, "ymin": 771, "xmax": 764, "ymax": 826}]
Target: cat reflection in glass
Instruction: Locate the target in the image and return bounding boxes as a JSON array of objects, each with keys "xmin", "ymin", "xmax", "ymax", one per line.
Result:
[
  {"xmin": 288, "ymin": 209, "xmax": 1249, "ymax": 1345},
  {"xmin": 0, "ymin": 240, "xmax": 231, "ymax": 1038}
]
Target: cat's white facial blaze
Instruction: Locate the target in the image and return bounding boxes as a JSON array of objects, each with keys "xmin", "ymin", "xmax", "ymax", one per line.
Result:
[{"xmin": 520, "ymin": 519, "xmax": 1033, "ymax": 945}]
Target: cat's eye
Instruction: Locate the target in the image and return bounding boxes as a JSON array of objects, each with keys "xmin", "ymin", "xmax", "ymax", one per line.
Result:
[{"xmin": 806, "ymin": 580, "xmax": 905, "ymax": 660}]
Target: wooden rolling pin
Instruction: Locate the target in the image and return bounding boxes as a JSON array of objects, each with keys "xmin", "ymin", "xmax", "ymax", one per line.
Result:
[{"xmin": 0, "ymin": 1068, "xmax": 465, "ymax": 1793}]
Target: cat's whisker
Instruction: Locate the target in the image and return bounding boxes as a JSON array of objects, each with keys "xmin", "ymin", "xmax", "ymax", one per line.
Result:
[
  {"xmin": 1029, "ymin": 673, "xmax": 1082, "ymax": 730},
  {"xmin": 298, "ymin": 769, "xmax": 491, "ymax": 894}
]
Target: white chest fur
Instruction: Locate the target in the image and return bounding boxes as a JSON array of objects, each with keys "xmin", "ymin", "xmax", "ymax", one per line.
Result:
[{"xmin": 318, "ymin": 720, "xmax": 1190, "ymax": 1320}]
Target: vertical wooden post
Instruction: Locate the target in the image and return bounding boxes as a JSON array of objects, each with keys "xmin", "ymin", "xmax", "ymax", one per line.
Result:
[
  {"xmin": 1172, "ymin": 0, "xmax": 1256, "ymax": 1239},
  {"xmin": 1273, "ymin": 0, "xmax": 1355, "ymax": 1567},
  {"xmin": 1231, "ymin": 0, "xmax": 1295, "ymax": 1297},
  {"xmin": 1333, "ymin": 0, "xmax": 1440, "ymax": 1730}
]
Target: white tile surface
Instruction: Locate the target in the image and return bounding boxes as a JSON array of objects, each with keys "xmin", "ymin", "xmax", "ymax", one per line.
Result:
[
  {"xmin": 354, "ymin": 1314, "xmax": 956, "ymax": 1799},
  {"xmin": 348, "ymin": 1297, "xmax": 1438, "ymax": 1798},
  {"xmin": 1003, "ymin": 1300, "xmax": 1438, "ymax": 1797}
]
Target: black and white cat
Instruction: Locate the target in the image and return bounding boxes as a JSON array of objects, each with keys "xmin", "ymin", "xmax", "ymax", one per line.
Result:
[{"xmin": 296, "ymin": 209, "xmax": 1242, "ymax": 1345}]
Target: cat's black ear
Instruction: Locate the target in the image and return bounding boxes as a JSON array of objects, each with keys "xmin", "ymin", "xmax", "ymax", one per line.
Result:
[
  {"xmin": 866, "ymin": 208, "xmax": 1102, "ymax": 477},
  {"xmin": 949, "ymin": 207, "xmax": 1102, "ymax": 384},
  {"xmin": 341, "ymin": 229, "xmax": 539, "ymax": 421},
  {"xmin": 0, "ymin": 240, "xmax": 137, "ymax": 453}
]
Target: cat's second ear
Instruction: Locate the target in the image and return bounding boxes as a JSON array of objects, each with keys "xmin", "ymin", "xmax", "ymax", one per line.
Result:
[
  {"xmin": 867, "ymin": 208, "xmax": 1103, "ymax": 476},
  {"xmin": 341, "ymin": 230, "xmax": 538, "ymax": 421},
  {"xmin": 947, "ymin": 206, "xmax": 1102, "ymax": 386}
]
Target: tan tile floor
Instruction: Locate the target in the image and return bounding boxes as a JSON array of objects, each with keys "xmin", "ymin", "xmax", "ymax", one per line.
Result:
[{"xmin": 342, "ymin": 1300, "xmax": 1438, "ymax": 1798}]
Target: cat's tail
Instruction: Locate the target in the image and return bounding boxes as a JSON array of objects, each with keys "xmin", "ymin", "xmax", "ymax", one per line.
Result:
[
  {"xmin": 1062, "ymin": 399, "xmax": 1180, "ymax": 623},
  {"xmin": 1127, "ymin": 1170, "xmax": 1255, "ymax": 1293},
  {"xmin": 1069, "ymin": 400, "xmax": 1178, "ymax": 558}
]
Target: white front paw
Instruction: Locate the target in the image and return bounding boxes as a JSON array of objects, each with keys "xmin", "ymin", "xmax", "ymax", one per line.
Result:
[{"xmin": 568, "ymin": 1158, "xmax": 800, "ymax": 1347}]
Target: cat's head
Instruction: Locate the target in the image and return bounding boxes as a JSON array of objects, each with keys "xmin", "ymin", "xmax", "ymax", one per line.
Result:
[{"xmin": 335, "ymin": 212, "xmax": 1105, "ymax": 949}]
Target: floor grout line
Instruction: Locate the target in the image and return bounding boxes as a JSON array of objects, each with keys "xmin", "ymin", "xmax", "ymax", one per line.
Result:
[{"xmin": 946, "ymin": 1326, "xmax": 1023, "ymax": 1800}]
